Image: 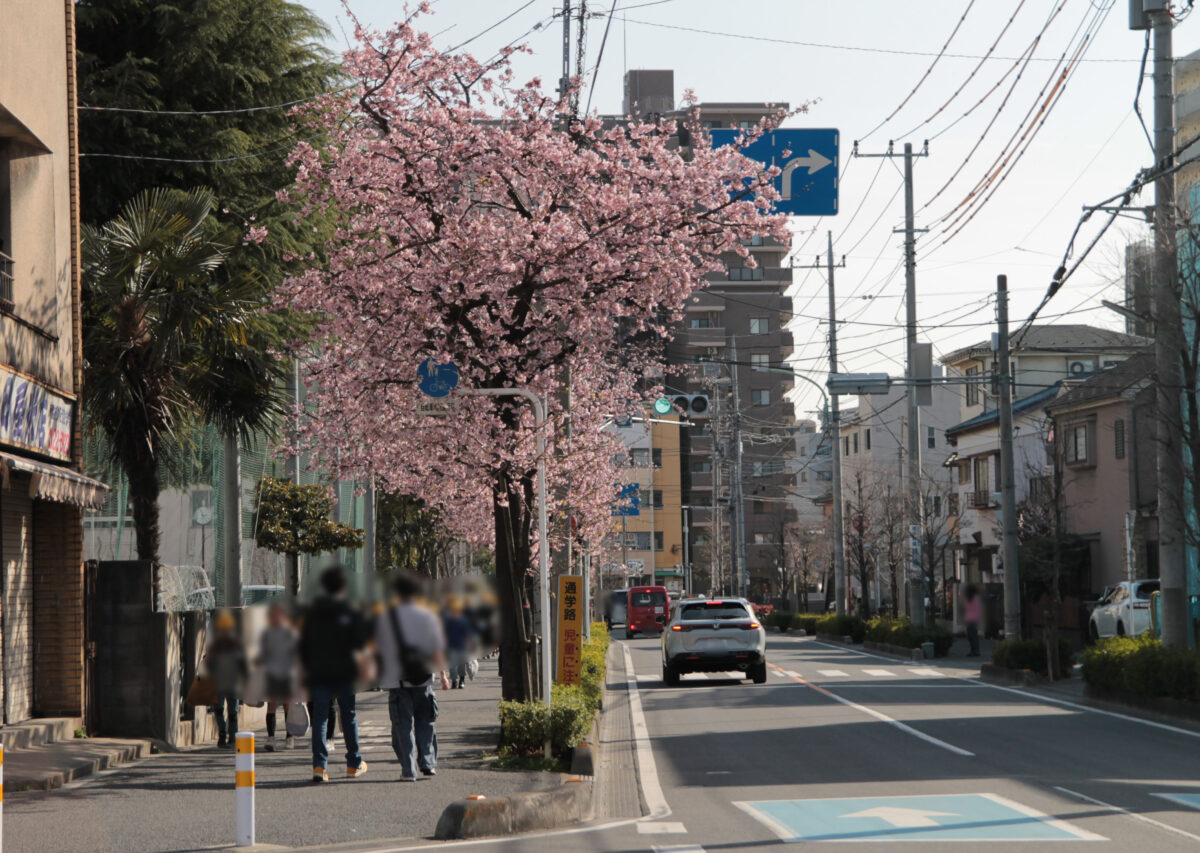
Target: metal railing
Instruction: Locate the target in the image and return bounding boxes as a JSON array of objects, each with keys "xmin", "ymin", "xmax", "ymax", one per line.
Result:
[
  {"xmin": 966, "ymin": 490, "xmax": 996, "ymax": 508},
  {"xmin": 0, "ymin": 250, "xmax": 13, "ymax": 310}
]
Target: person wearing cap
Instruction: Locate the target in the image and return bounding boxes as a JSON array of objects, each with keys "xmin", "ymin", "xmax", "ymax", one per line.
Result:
[{"xmin": 206, "ymin": 609, "xmax": 247, "ymax": 749}]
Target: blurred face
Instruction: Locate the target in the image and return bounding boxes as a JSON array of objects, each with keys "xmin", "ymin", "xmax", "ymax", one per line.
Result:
[{"xmin": 268, "ymin": 604, "xmax": 286, "ymax": 628}]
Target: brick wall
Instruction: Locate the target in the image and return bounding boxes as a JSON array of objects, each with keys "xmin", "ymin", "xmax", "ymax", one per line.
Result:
[
  {"xmin": 3, "ymin": 478, "xmax": 33, "ymax": 722},
  {"xmin": 33, "ymin": 500, "xmax": 84, "ymax": 717}
]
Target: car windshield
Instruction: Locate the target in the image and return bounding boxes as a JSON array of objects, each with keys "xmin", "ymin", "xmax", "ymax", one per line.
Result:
[
  {"xmin": 1134, "ymin": 581, "xmax": 1160, "ymax": 599},
  {"xmin": 680, "ymin": 602, "xmax": 749, "ymax": 621},
  {"xmin": 630, "ymin": 591, "xmax": 667, "ymax": 607}
]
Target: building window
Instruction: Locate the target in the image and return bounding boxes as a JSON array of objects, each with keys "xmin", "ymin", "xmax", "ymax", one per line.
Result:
[
  {"xmin": 973, "ymin": 455, "xmax": 990, "ymax": 493},
  {"xmin": 753, "ymin": 500, "xmax": 768, "ymax": 514},
  {"xmin": 639, "ymin": 489, "xmax": 663, "ymax": 509},
  {"xmin": 749, "ymin": 316, "xmax": 769, "ymax": 334},
  {"xmin": 865, "ymin": 429, "xmax": 871, "ymax": 451},
  {"xmin": 751, "ymin": 389, "xmax": 771, "ymax": 406},
  {"xmin": 959, "ymin": 462, "xmax": 971, "ymax": 485},
  {"xmin": 927, "ymin": 495, "xmax": 942, "ymax": 516},
  {"xmin": 727, "ymin": 264, "xmax": 765, "ymax": 281},
  {"xmin": 753, "ymin": 532, "xmax": 776, "ymax": 545},
  {"xmin": 693, "ymin": 460, "xmax": 712, "ymax": 473},
  {"xmin": 852, "ymin": 433, "xmax": 859, "ymax": 454},
  {"xmin": 654, "ymin": 531, "xmax": 664, "ymax": 551},
  {"xmin": 691, "ymin": 490, "xmax": 713, "ymax": 507},
  {"xmin": 927, "ymin": 426, "xmax": 936, "ymax": 449},
  {"xmin": 630, "ymin": 448, "xmax": 649, "ymax": 467},
  {"xmin": 966, "ymin": 366, "xmax": 979, "ymax": 406},
  {"xmin": 800, "ymin": 471, "xmax": 808, "ymax": 483},
  {"xmin": 688, "ymin": 311, "xmax": 719, "ymax": 329},
  {"xmin": 652, "ymin": 448, "xmax": 662, "ymax": 468},
  {"xmin": 843, "ymin": 436, "xmax": 850, "ymax": 456},
  {"xmin": 742, "ymin": 234, "xmax": 765, "ymax": 247},
  {"xmin": 1065, "ymin": 423, "xmax": 1089, "ymax": 464},
  {"xmin": 817, "ymin": 470, "xmax": 832, "ymax": 481},
  {"xmin": 1114, "ymin": 418, "xmax": 1126, "ymax": 459},
  {"xmin": 751, "ymin": 353, "xmax": 770, "ymax": 371},
  {"xmin": 628, "ymin": 532, "xmax": 651, "ymax": 551}
]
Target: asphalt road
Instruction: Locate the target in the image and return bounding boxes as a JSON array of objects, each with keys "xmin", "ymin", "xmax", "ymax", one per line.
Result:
[{"xmin": 374, "ymin": 634, "xmax": 1200, "ymax": 853}]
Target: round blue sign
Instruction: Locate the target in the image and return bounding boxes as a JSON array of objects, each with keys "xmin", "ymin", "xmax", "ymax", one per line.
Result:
[{"xmin": 417, "ymin": 358, "xmax": 459, "ymax": 398}]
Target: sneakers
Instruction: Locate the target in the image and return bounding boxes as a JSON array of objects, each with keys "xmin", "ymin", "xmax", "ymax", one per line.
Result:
[
  {"xmin": 347, "ymin": 761, "xmax": 369, "ymax": 778},
  {"xmin": 218, "ymin": 738, "xmax": 233, "ymax": 749},
  {"xmin": 399, "ymin": 774, "xmax": 417, "ymax": 783},
  {"xmin": 421, "ymin": 767, "xmax": 436, "ymax": 777},
  {"xmin": 265, "ymin": 736, "xmax": 276, "ymax": 753},
  {"xmin": 284, "ymin": 734, "xmax": 295, "ymax": 750},
  {"xmin": 312, "ymin": 767, "xmax": 329, "ymax": 783}
]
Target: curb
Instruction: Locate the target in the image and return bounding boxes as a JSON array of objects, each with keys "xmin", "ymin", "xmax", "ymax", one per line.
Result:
[
  {"xmin": 1082, "ymin": 683, "xmax": 1200, "ymax": 727},
  {"xmin": 863, "ymin": 640, "xmax": 925, "ymax": 662},
  {"xmin": 979, "ymin": 662, "xmax": 1045, "ymax": 688},
  {"xmin": 435, "ymin": 775, "xmax": 593, "ymax": 839}
]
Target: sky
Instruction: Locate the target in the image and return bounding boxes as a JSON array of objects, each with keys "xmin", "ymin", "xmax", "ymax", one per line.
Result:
[{"xmin": 300, "ymin": 0, "xmax": 1199, "ymax": 420}]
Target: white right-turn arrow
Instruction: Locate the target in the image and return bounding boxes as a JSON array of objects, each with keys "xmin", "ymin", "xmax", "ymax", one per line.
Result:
[{"xmin": 840, "ymin": 806, "xmax": 958, "ymax": 828}]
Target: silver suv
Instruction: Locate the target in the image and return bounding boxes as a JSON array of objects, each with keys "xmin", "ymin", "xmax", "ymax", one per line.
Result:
[{"xmin": 661, "ymin": 598, "xmax": 767, "ymax": 685}]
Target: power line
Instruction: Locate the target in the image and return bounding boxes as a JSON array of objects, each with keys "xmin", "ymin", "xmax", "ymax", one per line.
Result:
[{"xmin": 78, "ymin": 88, "xmax": 353, "ymax": 116}]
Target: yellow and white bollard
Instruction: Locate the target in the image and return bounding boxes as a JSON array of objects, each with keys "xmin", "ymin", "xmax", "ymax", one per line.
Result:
[{"xmin": 235, "ymin": 732, "xmax": 254, "ymax": 847}]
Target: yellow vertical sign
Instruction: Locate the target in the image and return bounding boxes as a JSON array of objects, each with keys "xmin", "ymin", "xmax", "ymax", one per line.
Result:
[{"xmin": 556, "ymin": 575, "xmax": 584, "ymax": 685}]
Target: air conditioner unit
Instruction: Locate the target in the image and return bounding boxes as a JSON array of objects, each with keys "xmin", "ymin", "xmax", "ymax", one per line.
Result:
[
  {"xmin": 670, "ymin": 394, "xmax": 711, "ymax": 418},
  {"xmin": 1068, "ymin": 359, "xmax": 1095, "ymax": 377}
]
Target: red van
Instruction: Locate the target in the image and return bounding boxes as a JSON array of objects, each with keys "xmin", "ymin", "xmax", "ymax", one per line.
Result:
[{"xmin": 625, "ymin": 585, "xmax": 671, "ymax": 639}]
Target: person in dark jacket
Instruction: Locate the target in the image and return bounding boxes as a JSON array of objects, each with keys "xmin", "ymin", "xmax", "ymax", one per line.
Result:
[
  {"xmin": 206, "ymin": 609, "xmax": 247, "ymax": 748},
  {"xmin": 299, "ymin": 567, "xmax": 369, "ymax": 783}
]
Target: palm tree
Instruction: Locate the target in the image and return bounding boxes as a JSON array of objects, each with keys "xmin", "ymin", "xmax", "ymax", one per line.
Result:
[{"xmin": 83, "ymin": 187, "xmax": 286, "ymax": 561}]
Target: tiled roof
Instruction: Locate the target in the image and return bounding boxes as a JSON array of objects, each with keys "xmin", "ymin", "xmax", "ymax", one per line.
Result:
[
  {"xmin": 941, "ymin": 325, "xmax": 1152, "ymax": 366},
  {"xmin": 945, "ymin": 384, "xmax": 1062, "ymax": 439},
  {"xmin": 1045, "ymin": 350, "xmax": 1154, "ymax": 411}
]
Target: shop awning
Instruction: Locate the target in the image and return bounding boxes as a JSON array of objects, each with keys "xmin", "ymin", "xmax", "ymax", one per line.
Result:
[{"xmin": 0, "ymin": 452, "xmax": 109, "ymax": 509}]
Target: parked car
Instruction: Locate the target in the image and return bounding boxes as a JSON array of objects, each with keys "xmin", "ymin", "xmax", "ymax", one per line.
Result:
[
  {"xmin": 1089, "ymin": 580, "xmax": 1160, "ymax": 640},
  {"xmin": 625, "ymin": 585, "xmax": 670, "ymax": 639},
  {"xmin": 605, "ymin": 589, "xmax": 629, "ymax": 630},
  {"xmin": 661, "ymin": 597, "xmax": 766, "ymax": 686}
]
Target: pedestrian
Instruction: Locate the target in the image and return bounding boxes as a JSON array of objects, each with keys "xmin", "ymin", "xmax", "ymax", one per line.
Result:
[
  {"xmin": 206, "ymin": 609, "xmax": 246, "ymax": 749},
  {"xmin": 962, "ymin": 583, "xmax": 983, "ymax": 657},
  {"xmin": 259, "ymin": 603, "xmax": 298, "ymax": 752},
  {"xmin": 442, "ymin": 596, "xmax": 472, "ymax": 689},
  {"xmin": 299, "ymin": 566, "xmax": 370, "ymax": 783},
  {"xmin": 377, "ymin": 572, "xmax": 450, "ymax": 782}
]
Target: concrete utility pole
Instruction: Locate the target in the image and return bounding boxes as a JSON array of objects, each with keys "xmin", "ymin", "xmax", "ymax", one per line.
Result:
[
  {"xmin": 996, "ymin": 275, "xmax": 1022, "ymax": 639},
  {"xmin": 222, "ymin": 434, "xmax": 242, "ymax": 607},
  {"xmin": 287, "ymin": 359, "xmax": 302, "ymax": 597},
  {"xmin": 730, "ymin": 337, "xmax": 748, "ymax": 598},
  {"xmin": 1146, "ymin": 0, "xmax": 1188, "ymax": 647},
  {"xmin": 826, "ymin": 232, "xmax": 848, "ymax": 617},
  {"xmin": 559, "ymin": 2, "xmax": 572, "ymax": 106}
]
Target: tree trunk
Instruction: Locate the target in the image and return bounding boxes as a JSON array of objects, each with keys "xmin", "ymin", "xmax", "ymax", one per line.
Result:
[
  {"xmin": 122, "ymin": 442, "xmax": 161, "ymax": 562},
  {"xmin": 494, "ymin": 471, "xmax": 535, "ymax": 702}
]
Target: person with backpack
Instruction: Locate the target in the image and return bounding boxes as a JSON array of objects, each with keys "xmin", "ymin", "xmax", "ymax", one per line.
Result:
[
  {"xmin": 377, "ymin": 573, "xmax": 450, "ymax": 781},
  {"xmin": 299, "ymin": 566, "xmax": 370, "ymax": 783}
]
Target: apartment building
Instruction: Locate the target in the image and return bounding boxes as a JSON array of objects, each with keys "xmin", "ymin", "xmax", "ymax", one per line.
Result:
[
  {"xmin": 620, "ymin": 70, "xmax": 798, "ymax": 600},
  {"xmin": 0, "ymin": 2, "xmax": 107, "ymax": 723}
]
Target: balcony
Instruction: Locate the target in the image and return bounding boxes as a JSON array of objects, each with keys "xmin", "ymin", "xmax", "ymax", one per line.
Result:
[
  {"xmin": 966, "ymin": 490, "xmax": 999, "ymax": 509},
  {"xmin": 0, "ymin": 251, "xmax": 12, "ymax": 313},
  {"xmin": 684, "ymin": 327, "xmax": 726, "ymax": 348}
]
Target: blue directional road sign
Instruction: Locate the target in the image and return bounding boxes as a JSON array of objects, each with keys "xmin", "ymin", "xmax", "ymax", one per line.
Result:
[
  {"xmin": 710, "ymin": 128, "xmax": 838, "ymax": 216},
  {"xmin": 735, "ymin": 794, "xmax": 1103, "ymax": 843},
  {"xmin": 417, "ymin": 358, "xmax": 459, "ymax": 398},
  {"xmin": 612, "ymin": 483, "xmax": 640, "ymax": 517}
]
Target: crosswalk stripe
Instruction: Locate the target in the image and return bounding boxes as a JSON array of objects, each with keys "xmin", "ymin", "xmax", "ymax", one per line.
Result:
[
  {"xmin": 783, "ymin": 669, "xmax": 803, "ymax": 679},
  {"xmin": 652, "ymin": 846, "xmax": 705, "ymax": 852},
  {"xmin": 817, "ymin": 669, "xmax": 848, "ymax": 677},
  {"xmin": 638, "ymin": 822, "xmax": 688, "ymax": 834},
  {"xmin": 910, "ymin": 667, "xmax": 944, "ymax": 677},
  {"xmin": 862, "ymin": 668, "xmax": 895, "ymax": 677}
]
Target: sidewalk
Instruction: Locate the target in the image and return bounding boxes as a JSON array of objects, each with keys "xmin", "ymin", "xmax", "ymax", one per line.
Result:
[{"xmin": 4, "ymin": 659, "xmax": 555, "ymax": 852}]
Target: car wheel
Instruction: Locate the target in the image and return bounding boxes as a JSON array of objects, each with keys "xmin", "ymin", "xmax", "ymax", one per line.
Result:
[
  {"xmin": 1088, "ymin": 621, "xmax": 1099, "ymax": 644},
  {"xmin": 625, "ymin": 628, "xmax": 634, "ymax": 640},
  {"xmin": 750, "ymin": 661, "xmax": 768, "ymax": 684},
  {"xmin": 1117, "ymin": 621, "xmax": 1126, "ymax": 636},
  {"xmin": 663, "ymin": 662, "xmax": 680, "ymax": 687}
]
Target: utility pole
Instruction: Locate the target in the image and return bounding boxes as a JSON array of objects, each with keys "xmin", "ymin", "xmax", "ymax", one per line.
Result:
[
  {"xmin": 559, "ymin": 2, "xmax": 572, "ymax": 106},
  {"xmin": 825, "ymin": 233, "xmax": 848, "ymax": 616},
  {"xmin": 854, "ymin": 139, "xmax": 929, "ymax": 621},
  {"xmin": 996, "ymin": 275, "xmax": 1021, "ymax": 639},
  {"xmin": 730, "ymin": 337, "xmax": 748, "ymax": 598},
  {"xmin": 287, "ymin": 359, "xmax": 302, "ymax": 597},
  {"xmin": 222, "ymin": 434, "xmax": 242, "ymax": 607},
  {"xmin": 1143, "ymin": 1, "xmax": 1187, "ymax": 647}
]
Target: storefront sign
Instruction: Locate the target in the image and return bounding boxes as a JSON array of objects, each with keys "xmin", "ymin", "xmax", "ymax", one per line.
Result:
[
  {"xmin": 556, "ymin": 575, "xmax": 584, "ymax": 685},
  {"xmin": 0, "ymin": 366, "xmax": 73, "ymax": 462}
]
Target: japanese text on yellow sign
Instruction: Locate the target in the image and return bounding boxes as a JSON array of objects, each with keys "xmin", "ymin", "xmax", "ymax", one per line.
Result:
[{"xmin": 556, "ymin": 575, "xmax": 584, "ymax": 685}]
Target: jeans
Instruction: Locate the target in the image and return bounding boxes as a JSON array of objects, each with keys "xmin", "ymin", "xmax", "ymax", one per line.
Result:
[
  {"xmin": 213, "ymin": 693, "xmax": 238, "ymax": 741},
  {"xmin": 388, "ymin": 683, "xmax": 439, "ymax": 777},
  {"xmin": 310, "ymin": 682, "xmax": 361, "ymax": 770},
  {"xmin": 966, "ymin": 621, "xmax": 981, "ymax": 656},
  {"xmin": 448, "ymin": 649, "xmax": 468, "ymax": 687}
]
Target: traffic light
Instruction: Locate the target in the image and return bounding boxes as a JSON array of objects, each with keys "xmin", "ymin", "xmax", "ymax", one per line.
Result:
[{"xmin": 670, "ymin": 394, "xmax": 710, "ymax": 417}]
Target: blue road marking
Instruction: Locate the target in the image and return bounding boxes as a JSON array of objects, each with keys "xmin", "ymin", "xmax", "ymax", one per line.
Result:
[
  {"xmin": 734, "ymin": 794, "xmax": 1103, "ymax": 842},
  {"xmin": 1156, "ymin": 792, "xmax": 1200, "ymax": 811}
]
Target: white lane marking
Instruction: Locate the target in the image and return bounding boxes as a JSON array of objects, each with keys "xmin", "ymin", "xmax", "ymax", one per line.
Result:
[
  {"xmin": 774, "ymin": 665, "xmax": 973, "ymax": 757},
  {"xmin": 636, "ymin": 674, "xmax": 656, "ymax": 682},
  {"xmin": 809, "ymin": 637, "xmax": 1200, "ymax": 740},
  {"xmin": 1054, "ymin": 786, "xmax": 1200, "ymax": 843},
  {"xmin": 651, "ymin": 846, "xmax": 705, "ymax": 853},
  {"xmin": 771, "ymin": 670, "xmax": 790, "ymax": 678},
  {"xmin": 980, "ymin": 793, "xmax": 1107, "ymax": 841},
  {"xmin": 817, "ymin": 669, "xmax": 849, "ymax": 677},
  {"xmin": 732, "ymin": 800, "xmax": 795, "ymax": 842},
  {"xmin": 706, "ymin": 770, "xmax": 731, "ymax": 775},
  {"xmin": 911, "ymin": 667, "xmax": 945, "ymax": 677},
  {"xmin": 638, "ymin": 822, "xmax": 688, "ymax": 834},
  {"xmin": 783, "ymin": 669, "xmax": 803, "ymax": 679},
  {"xmin": 624, "ymin": 644, "xmax": 671, "ymax": 819},
  {"xmin": 863, "ymin": 668, "xmax": 895, "ymax": 677}
]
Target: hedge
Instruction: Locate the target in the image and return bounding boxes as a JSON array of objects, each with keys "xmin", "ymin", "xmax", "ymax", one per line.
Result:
[
  {"xmin": 865, "ymin": 617, "xmax": 954, "ymax": 657},
  {"xmin": 792, "ymin": 613, "xmax": 821, "ymax": 635},
  {"xmin": 1081, "ymin": 635, "xmax": 1200, "ymax": 701},
  {"xmin": 815, "ymin": 614, "xmax": 867, "ymax": 643},
  {"xmin": 498, "ymin": 622, "xmax": 610, "ymax": 760},
  {"xmin": 992, "ymin": 637, "xmax": 1073, "ymax": 678}
]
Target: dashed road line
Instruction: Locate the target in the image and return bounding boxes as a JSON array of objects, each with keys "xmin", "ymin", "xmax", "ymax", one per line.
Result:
[
  {"xmin": 911, "ymin": 667, "xmax": 945, "ymax": 677},
  {"xmin": 638, "ymin": 822, "xmax": 688, "ymax": 834},
  {"xmin": 817, "ymin": 669, "xmax": 848, "ymax": 677},
  {"xmin": 862, "ymin": 668, "xmax": 895, "ymax": 677}
]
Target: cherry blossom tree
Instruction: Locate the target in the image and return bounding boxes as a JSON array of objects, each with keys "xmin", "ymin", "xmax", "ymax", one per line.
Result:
[{"xmin": 278, "ymin": 4, "xmax": 792, "ymax": 700}]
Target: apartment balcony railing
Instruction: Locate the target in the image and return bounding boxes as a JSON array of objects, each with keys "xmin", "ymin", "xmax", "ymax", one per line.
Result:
[
  {"xmin": 0, "ymin": 251, "xmax": 13, "ymax": 313},
  {"xmin": 966, "ymin": 490, "xmax": 999, "ymax": 509}
]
